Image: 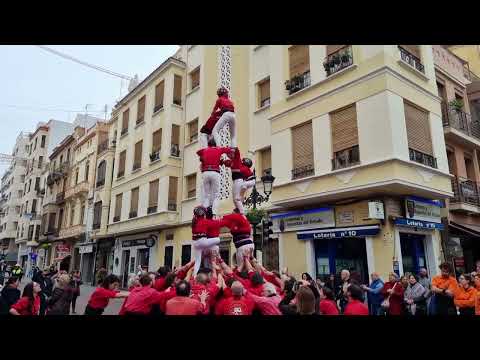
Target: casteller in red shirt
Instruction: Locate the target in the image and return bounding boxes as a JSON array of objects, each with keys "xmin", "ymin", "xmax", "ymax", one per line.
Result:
[
  {"xmin": 216, "ymin": 295, "xmax": 255, "ymax": 315},
  {"xmin": 344, "ymin": 300, "xmax": 369, "ymax": 316},
  {"xmin": 197, "ymin": 147, "xmax": 233, "ymax": 173},
  {"xmin": 122, "ymin": 286, "xmax": 166, "ymax": 315},
  {"xmin": 87, "ymin": 287, "xmax": 119, "ymax": 310},
  {"xmin": 11, "ymin": 296, "xmax": 40, "ymax": 315},
  {"xmin": 165, "ymin": 296, "xmax": 204, "ymax": 315},
  {"xmin": 190, "ymin": 279, "xmax": 220, "ymax": 314},
  {"xmin": 319, "ymin": 299, "xmax": 339, "ymax": 315},
  {"xmin": 212, "ymin": 94, "xmax": 235, "ymax": 115}
]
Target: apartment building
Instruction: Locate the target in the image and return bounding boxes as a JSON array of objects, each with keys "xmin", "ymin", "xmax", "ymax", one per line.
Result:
[
  {"xmin": 244, "ymin": 45, "xmax": 455, "ymax": 281},
  {"xmin": 0, "ymin": 132, "xmax": 29, "ymax": 264},
  {"xmin": 433, "ymin": 46, "xmax": 480, "ymax": 274}
]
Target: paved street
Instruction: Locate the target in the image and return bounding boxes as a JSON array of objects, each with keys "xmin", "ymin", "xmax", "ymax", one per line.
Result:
[{"xmin": 18, "ymin": 279, "xmax": 123, "ymax": 315}]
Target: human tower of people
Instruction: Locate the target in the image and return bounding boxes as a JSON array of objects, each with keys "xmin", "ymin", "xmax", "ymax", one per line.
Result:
[{"xmin": 3, "ymin": 88, "xmax": 480, "ymax": 316}]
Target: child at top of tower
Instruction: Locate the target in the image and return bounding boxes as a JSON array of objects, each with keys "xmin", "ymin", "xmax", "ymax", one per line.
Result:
[
  {"xmin": 200, "ymin": 87, "xmax": 236, "ymax": 149},
  {"xmin": 207, "ymin": 87, "xmax": 237, "ymax": 149}
]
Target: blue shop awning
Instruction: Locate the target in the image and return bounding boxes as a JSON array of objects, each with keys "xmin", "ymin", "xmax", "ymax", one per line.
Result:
[
  {"xmin": 297, "ymin": 225, "xmax": 380, "ymax": 240},
  {"xmin": 394, "ymin": 217, "xmax": 444, "ymax": 230}
]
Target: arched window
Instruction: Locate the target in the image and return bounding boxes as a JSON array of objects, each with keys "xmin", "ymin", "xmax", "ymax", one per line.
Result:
[{"xmin": 96, "ymin": 160, "xmax": 106, "ymax": 187}]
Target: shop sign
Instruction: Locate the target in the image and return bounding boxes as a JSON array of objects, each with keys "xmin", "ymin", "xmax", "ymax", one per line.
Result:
[
  {"xmin": 297, "ymin": 225, "xmax": 380, "ymax": 240},
  {"xmin": 55, "ymin": 244, "xmax": 71, "ymax": 260},
  {"xmin": 368, "ymin": 201, "xmax": 385, "ymax": 220},
  {"xmin": 394, "ymin": 217, "xmax": 444, "ymax": 230},
  {"xmin": 405, "ymin": 196, "xmax": 441, "ymax": 223},
  {"xmin": 338, "ymin": 211, "xmax": 354, "ymax": 225},
  {"xmin": 272, "ymin": 207, "xmax": 335, "ymax": 233},
  {"xmin": 79, "ymin": 245, "xmax": 93, "ymax": 254},
  {"xmin": 122, "ymin": 236, "xmax": 156, "ymax": 248},
  {"xmin": 454, "ymin": 258, "xmax": 465, "ymax": 267}
]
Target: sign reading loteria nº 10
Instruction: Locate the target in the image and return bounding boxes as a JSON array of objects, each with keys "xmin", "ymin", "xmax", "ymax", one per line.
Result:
[{"xmin": 271, "ymin": 207, "xmax": 335, "ymax": 233}]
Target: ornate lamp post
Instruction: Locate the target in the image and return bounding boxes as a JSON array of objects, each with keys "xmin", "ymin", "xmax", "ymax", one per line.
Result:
[{"xmin": 243, "ymin": 169, "xmax": 275, "ymax": 251}]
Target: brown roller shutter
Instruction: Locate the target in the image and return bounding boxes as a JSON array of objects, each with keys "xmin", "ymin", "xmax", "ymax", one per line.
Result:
[
  {"xmin": 400, "ymin": 45, "xmax": 421, "ymax": 59},
  {"xmin": 292, "ymin": 122, "xmax": 313, "ymax": 169},
  {"xmin": 331, "ymin": 104, "xmax": 359, "ymax": 153},
  {"xmin": 130, "ymin": 187, "xmax": 139, "ymax": 213},
  {"xmin": 173, "ymin": 75, "xmax": 182, "ymax": 105},
  {"xmin": 137, "ymin": 96, "xmax": 146, "ymax": 123},
  {"xmin": 261, "ymin": 147, "xmax": 271, "ymax": 174},
  {"xmin": 327, "ymin": 45, "xmax": 347, "ymax": 55},
  {"xmin": 152, "ymin": 129, "xmax": 162, "ymax": 153},
  {"xmin": 259, "ymin": 79, "xmax": 270, "ymax": 106},
  {"xmin": 168, "ymin": 177, "xmax": 178, "ymax": 203},
  {"xmin": 289, "ymin": 45, "xmax": 310, "ymax": 78},
  {"xmin": 118, "ymin": 150, "xmax": 126, "ymax": 176},
  {"xmin": 149, "ymin": 179, "xmax": 159, "ymax": 208},
  {"xmin": 171, "ymin": 125, "xmax": 180, "ymax": 146},
  {"xmin": 133, "ymin": 140, "xmax": 143, "ymax": 169},
  {"xmin": 186, "ymin": 174, "xmax": 196, "ymax": 198},
  {"xmin": 114, "ymin": 193, "xmax": 122, "ymax": 218},
  {"xmin": 191, "ymin": 68, "xmax": 200, "ymax": 89},
  {"xmin": 155, "ymin": 81, "xmax": 164, "ymax": 109},
  {"xmin": 404, "ymin": 101, "xmax": 433, "ymax": 155},
  {"xmin": 122, "ymin": 109, "xmax": 129, "ymax": 132}
]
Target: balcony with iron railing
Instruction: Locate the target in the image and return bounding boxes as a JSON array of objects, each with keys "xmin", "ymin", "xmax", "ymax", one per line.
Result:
[
  {"xmin": 65, "ymin": 181, "xmax": 89, "ymax": 199},
  {"xmin": 409, "ymin": 148, "xmax": 437, "ymax": 168},
  {"xmin": 323, "ymin": 45, "xmax": 354, "ymax": 77},
  {"xmin": 450, "ymin": 176, "xmax": 480, "ymax": 212},
  {"xmin": 168, "ymin": 202, "xmax": 177, "ymax": 211},
  {"xmin": 332, "ymin": 145, "xmax": 360, "ymax": 170},
  {"xmin": 150, "ymin": 151, "xmax": 160, "ymax": 163},
  {"xmin": 56, "ymin": 192, "xmax": 65, "ymax": 204},
  {"xmin": 170, "ymin": 144, "xmax": 180, "ymax": 157},
  {"xmin": 291, "ymin": 164, "xmax": 314, "ymax": 180},
  {"xmin": 97, "ymin": 139, "xmax": 109, "ymax": 155},
  {"xmin": 398, "ymin": 46, "xmax": 425, "ymax": 73},
  {"xmin": 442, "ymin": 102, "xmax": 480, "ymax": 141},
  {"xmin": 285, "ymin": 71, "xmax": 311, "ymax": 95}
]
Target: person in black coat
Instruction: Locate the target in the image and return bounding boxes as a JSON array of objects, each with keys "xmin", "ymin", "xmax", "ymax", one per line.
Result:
[
  {"xmin": 46, "ymin": 274, "xmax": 73, "ymax": 315},
  {"xmin": 33, "ymin": 269, "xmax": 50, "ymax": 316},
  {"xmin": 0, "ymin": 277, "xmax": 21, "ymax": 315}
]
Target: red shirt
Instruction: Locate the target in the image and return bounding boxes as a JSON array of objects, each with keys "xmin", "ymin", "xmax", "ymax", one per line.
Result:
[
  {"xmin": 165, "ymin": 296, "xmax": 204, "ymax": 315},
  {"xmin": 222, "ymin": 213, "xmax": 252, "ymax": 236},
  {"xmin": 344, "ymin": 300, "xmax": 369, "ymax": 315},
  {"xmin": 246, "ymin": 292, "xmax": 282, "ymax": 315},
  {"xmin": 122, "ymin": 286, "xmax": 165, "ymax": 314},
  {"xmin": 192, "ymin": 217, "xmax": 209, "ymax": 238},
  {"xmin": 190, "ymin": 280, "xmax": 220, "ymax": 314},
  {"xmin": 231, "ymin": 148, "xmax": 242, "ymax": 172},
  {"xmin": 197, "ymin": 147, "xmax": 232, "ymax": 172},
  {"xmin": 320, "ymin": 299, "xmax": 339, "ymax": 315},
  {"xmin": 11, "ymin": 296, "xmax": 40, "ymax": 315},
  {"xmin": 216, "ymin": 295, "xmax": 254, "ymax": 315},
  {"xmin": 239, "ymin": 163, "xmax": 254, "ymax": 180},
  {"xmin": 201, "ymin": 113, "xmax": 221, "ymax": 134},
  {"xmin": 88, "ymin": 287, "xmax": 118, "ymax": 310},
  {"xmin": 205, "ymin": 218, "xmax": 229, "ymax": 238},
  {"xmin": 212, "ymin": 95, "xmax": 234, "ymax": 114},
  {"xmin": 153, "ymin": 277, "xmax": 167, "ymax": 292}
]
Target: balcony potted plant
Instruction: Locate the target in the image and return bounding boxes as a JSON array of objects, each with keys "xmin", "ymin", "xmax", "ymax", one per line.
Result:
[
  {"xmin": 245, "ymin": 208, "xmax": 265, "ymax": 226},
  {"xmin": 333, "ymin": 54, "xmax": 341, "ymax": 66},
  {"xmin": 328, "ymin": 56, "xmax": 335, "ymax": 69},
  {"xmin": 323, "ymin": 59, "xmax": 331, "ymax": 75},
  {"xmin": 341, "ymin": 49, "xmax": 351, "ymax": 65},
  {"xmin": 449, "ymin": 99, "xmax": 463, "ymax": 111}
]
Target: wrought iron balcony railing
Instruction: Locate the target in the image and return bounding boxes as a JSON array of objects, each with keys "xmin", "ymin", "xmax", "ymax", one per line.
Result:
[
  {"xmin": 332, "ymin": 145, "xmax": 360, "ymax": 170},
  {"xmin": 170, "ymin": 144, "xmax": 180, "ymax": 157},
  {"xmin": 168, "ymin": 203, "xmax": 177, "ymax": 211},
  {"xmin": 451, "ymin": 176, "xmax": 480, "ymax": 207},
  {"xmin": 147, "ymin": 206, "xmax": 157, "ymax": 214},
  {"xmin": 442, "ymin": 102, "xmax": 480, "ymax": 140},
  {"xmin": 291, "ymin": 164, "xmax": 314, "ymax": 180},
  {"xmin": 398, "ymin": 46, "xmax": 425, "ymax": 73},
  {"xmin": 409, "ymin": 148, "xmax": 437, "ymax": 168},
  {"xmin": 285, "ymin": 71, "xmax": 311, "ymax": 95},
  {"xmin": 323, "ymin": 45, "xmax": 353, "ymax": 77}
]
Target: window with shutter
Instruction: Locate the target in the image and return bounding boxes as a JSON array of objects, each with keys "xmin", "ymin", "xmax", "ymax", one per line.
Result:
[
  {"xmin": 137, "ymin": 96, "xmax": 146, "ymax": 124},
  {"xmin": 404, "ymin": 101, "xmax": 436, "ymax": 167},
  {"xmin": 154, "ymin": 81, "xmax": 164, "ymax": 112},
  {"xmin": 114, "ymin": 193, "xmax": 122, "ymax": 222},
  {"xmin": 148, "ymin": 179, "xmax": 159, "ymax": 214},
  {"xmin": 260, "ymin": 147, "xmax": 272, "ymax": 175},
  {"xmin": 186, "ymin": 174, "xmax": 196, "ymax": 199},
  {"xmin": 399, "ymin": 45, "xmax": 421, "ymax": 59},
  {"xmin": 151, "ymin": 129, "xmax": 162, "ymax": 162},
  {"xmin": 80, "ymin": 205, "xmax": 85, "ymax": 225},
  {"xmin": 327, "ymin": 45, "xmax": 347, "ymax": 55},
  {"xmin": 289, "ymin": 45, "xmax": 310, "ymax": 78},
  {"xmin": 330, "ymin": 104, "xmax": 360, "ymax": 169},
  {"xmin": 130, "ymin": 187, "xmax": 139, "ymax": 218},
  {"xmin": 173, "ymin": 75, "xmax": 182, "ymax": 106},
  {"xmin": 118, "ymin": 150, "xmax": 126, "ymax": 178},
  {"xmin": 168, "ymin": 177, "xmax": 178, "ymax": 211},
  {"xmin": 188, "ymin": 119, "xmax": 198, "ymax": 143},
  {"xmin": 121, "ymin": 109, "xmax": 129, "ymax": 135},
  {"xmin": 171, "ymin": 125, "xmax": 180, "ymax": 157},
  {"xmin": 190, "ymin": 68, "xmax": 200, "ymax": 90},
  {"xmin": 96, "ymin": 160, "xmax": 106, "ymax": 187},
  {"xmin": 291, "ymin": 122, "xmax": 314, "ymax": 179},
  {"xmin": 133, "ymin": 140, "xmax": 143, "ymax": 170},
  {"xmin": 258, "ymin": 78, "xmax": 270, "ymax": 108}
]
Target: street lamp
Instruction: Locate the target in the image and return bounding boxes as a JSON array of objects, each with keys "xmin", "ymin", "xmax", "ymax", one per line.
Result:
[{"xmin": 243, "ymin": 168, "xmax": 275, "ymax": 252}]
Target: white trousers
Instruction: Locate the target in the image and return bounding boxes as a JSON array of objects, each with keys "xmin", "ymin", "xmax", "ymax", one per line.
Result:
[
  {"xmin": 232, "ymin": 178, "xmax": 256, "ymax": 214},
  {"xmin": 212, "ymin": 111, "xmax": 236, "ymax": 148},
  {"xmin": 235, "ymin": 242, "xmax": 255, "ymax": 268},
  {"xmin": 193, "ymin": 237, "xmax": 221, "ymax": 275},
  {"xmin": 201, "ymin": 171, "xmax": 221, "ymax": 215}
]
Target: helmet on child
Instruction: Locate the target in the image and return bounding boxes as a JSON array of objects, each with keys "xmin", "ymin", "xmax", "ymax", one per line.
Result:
[
  {"xmin": 217, "ymin": 87, "xmax": 229, "ymax": 97},
  {"xmin": 193, "ymin": 206, "xmax": 207, "ymax": 218},
  {"xmin": 242, "ymin": 158, "xmax": 253, "ymax": 168}
]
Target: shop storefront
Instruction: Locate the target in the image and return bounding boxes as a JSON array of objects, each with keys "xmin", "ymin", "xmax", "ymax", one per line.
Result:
[
  {"xmin": 444, "ymin": 222, "xmax": 480, "ymax": 275},
  {"xmin": 392, "ymin": 196, "xmax": 443, "ymax": 277},
  {"xmin": 95, "ymin": 238, "xmax": 115, "ymax": 275},
  {"xmin": 18, "ymin": 243, "xmax": 28, "ymax": 269},
  {"xmin": 112, "ymin": 233, "xmax": 158, "ymax": 288},
  {"xmin": 76, "ymin": 242, "xmax": 95, "ymax": 284},
  {"xmin": 273, "ymin": 202, "xmax": 384, "ymax": 283},
  {"xmin": 52, "ymin": 242, "xmax": 73, "ymax": 272}
]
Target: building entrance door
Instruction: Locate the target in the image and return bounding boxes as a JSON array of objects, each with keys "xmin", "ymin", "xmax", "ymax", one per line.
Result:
[
  {"xmin": 121, "ymin": 249, "xmax": 130, "ymax": 288},
  {"xmin": 400, "ymin": 233, "xmax": 427, "ymax": 275}
]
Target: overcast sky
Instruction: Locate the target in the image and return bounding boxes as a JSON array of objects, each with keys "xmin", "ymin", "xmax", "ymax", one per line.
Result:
[{"xmin": 0, "ymin": 45, "xmax": 179, "ymax": 176}]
